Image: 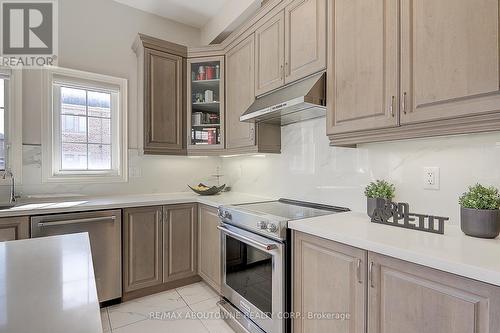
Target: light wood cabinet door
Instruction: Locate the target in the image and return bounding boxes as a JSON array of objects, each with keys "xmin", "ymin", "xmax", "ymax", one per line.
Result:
[
  {"xmin": 226, "ymin": 34, "xmax": 256, "ymax": 149},
  {"xmin": 368, "ymin": 252, "xmax": 500, "ymax": 333},
  {"xmin": 255, "ymin": 11, "xmax": 285, "ymax": 96},
  {"xmin": 0, "ymin": 217, "xmax": 29, "ymax": 241},
  {"xmin": 198, "ymin": 205, "xmax": 221, "ymax": 292},
  {"xmin": 293, "ymin": 231, "xmax": 367, "ymax": 333},
  {"xmin": 400, "ymin": 0, "xmax": 500, "ymax": 124},
  {"xmin": 144, "ymin": 48, "xmax": 186, "ymax": 155},
  {"xmin": 284, "ymin": 0, "xmax": 327, "ymax": 84},
  {"xmin": 163, "ymin": 204, "xmax": 197, "ymax": 283},
  {"xmin": 123, "ymin": 206, "xmax": 163, "ymax": 292},
  {"xmin": 327, "ymin": 0, "xmax": 399, "ymax": 135}
]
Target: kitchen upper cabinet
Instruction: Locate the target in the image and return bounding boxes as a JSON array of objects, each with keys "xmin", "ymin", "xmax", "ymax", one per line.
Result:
[
  {"xmin": 226, "ymin": 34, "xmax": 282, "ymax": 153},
  {"xmin": 226, "ymin": 35, "xmax": 256, "ymax": 149},
  {"xmin": 134, "ymin": 34, "xmax": 187, "ymax": 155},
  {"xmin": 284, "ymin": 0, "xmax": 327, "ymax": 84},
  {"xmin": 255, "ymin": 11, "xmax": 285, "ymax": 96},
  {"xmin": 327, "ymin": 0, "xmax": 399, "ymax": 135},
  {"xmin": 0, "ymin": 217, "xmax": 29, "ymax": 241},
  {"xmin": 400, "ymin": 0, "xmax": 500, "ymax": 124},
  {"xmin": 327, "ymin": 0, "xmax": 500, "ymax": 146},
  {"xmin": 293, "ymin": 231, "xmax": 367, "ymax": 333},
  {"xmin": 255, "ymin": 0, "xmax": 327, "ymax": 96},
  {"xmin": 368, "ymin": 252, "xmax": 500, "ymax": 333},
  {"xmin": 198, "ymin": 205, "xmax": 221, "ymax": 292},
  {"xmin": 123, "ymin": 206, "xmax": 163, "ymax": 292},
  {"xmin": 163, "ymin": 204, "xmax": 197, "ymax": 283}
]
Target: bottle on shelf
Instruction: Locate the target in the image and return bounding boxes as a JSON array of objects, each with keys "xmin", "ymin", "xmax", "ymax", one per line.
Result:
[{"xmin": 215, "ymin": 65, "xmax": 220, "ymax": 79}]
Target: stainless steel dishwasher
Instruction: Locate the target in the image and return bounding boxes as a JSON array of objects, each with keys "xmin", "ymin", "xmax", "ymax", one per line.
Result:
[{"xmin": 31, "ymin": 210, "xmax": 122, "ymax": 302}]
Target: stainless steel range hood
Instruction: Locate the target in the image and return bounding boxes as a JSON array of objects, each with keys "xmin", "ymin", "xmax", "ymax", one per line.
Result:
[{"xmin": 240, "ymin": 72, "xmax": 326, "ymax": 126}]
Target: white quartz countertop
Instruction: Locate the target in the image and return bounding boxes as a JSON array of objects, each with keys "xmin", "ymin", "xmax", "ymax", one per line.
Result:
[
  {"xmin": 0, "ymin": 233, "xmax": 102, "ymax": 333},
  {"xmin": 0, "ymin": 192, "xmax": 273, "ymax": 218},
  {"xmin": 289, "ymin": 211, "xmax": 500, "ymax": 287}
]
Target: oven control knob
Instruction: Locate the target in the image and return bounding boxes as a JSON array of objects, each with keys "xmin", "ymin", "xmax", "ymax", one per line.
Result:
[
  {"xmin": 257, "ymin": 221, "xmax": 268, "ymax": 230},
  {"xmin": 267, "ymin": 223, "xmax": 278, "ymax": 233},
  {"xmin": 224, "ymin": 211, "xmax": 232, "ymax": 220}
]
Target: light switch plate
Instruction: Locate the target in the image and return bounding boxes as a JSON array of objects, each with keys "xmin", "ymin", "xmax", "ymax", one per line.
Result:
[
  {"xmin": 423, "ymin": 167, "xmax": 440, "ymax": 190},
  {"xmin": 129, "ymin": 167, "xmax": 142, "ymax": 178}
]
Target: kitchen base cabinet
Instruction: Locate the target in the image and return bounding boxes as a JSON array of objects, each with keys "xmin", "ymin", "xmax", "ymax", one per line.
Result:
[
  {"xmin": 293, "ymin": 231, "xmax": 367, "ymax": 333},
  {"xmin": 368, "ymin": 252, "xmax": 500, "ymax": 333},
  {"xmin": 163, "ymin": 204, "xmax": 198, "ymax": 282},
  {"xmin": 293, "ymin": 231, "xmax": 500, "ymax": 333},
  {"xmin": 0, "ymin": 216, "xmax": 29, "ymax": 241},
  {"xmin": 198, "ymin": 205, "xmax": 221, "ymax": 293},
  {"xmin": 123, "ymin": 204, "xmax": 200, "ymax": 300},
  {"xmin": 123, "ymin": 206, "xmax": 163, "ymax": 293}
]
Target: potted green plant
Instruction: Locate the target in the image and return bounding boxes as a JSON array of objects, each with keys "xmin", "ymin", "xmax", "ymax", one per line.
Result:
[
  {"xmin": 459, "ymin": 184, "xmax": 500, "ymax": 239},
  {"xmin": 364, "ymin": 180, "xmax": 396, "ymax": 218}
]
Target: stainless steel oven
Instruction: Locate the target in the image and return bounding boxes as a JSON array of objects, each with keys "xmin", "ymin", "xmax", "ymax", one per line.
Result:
[
  {"xmin": 217, "ymin": 199, "xmax": 350, "ymax": 333},
  {"xmin": 219, "ymin": 223, "xmax": 285, "ymax": 333}
]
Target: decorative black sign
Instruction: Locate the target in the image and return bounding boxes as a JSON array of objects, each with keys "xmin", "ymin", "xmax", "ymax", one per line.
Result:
[{"xmin": 372, "ymin": 201, "xmax": 449, "ymax": 234}]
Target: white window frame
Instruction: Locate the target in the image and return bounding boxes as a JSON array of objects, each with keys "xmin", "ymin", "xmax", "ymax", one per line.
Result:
[
  {"xmin": 0, "ymin": 67, "xmax": 23, "ymax": 185},
  {"xmin": 42, "ymin": 67, "xmax": 128, "ymax": 183}
]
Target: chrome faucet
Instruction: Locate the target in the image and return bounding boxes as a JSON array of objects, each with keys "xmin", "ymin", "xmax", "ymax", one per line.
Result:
[{"xmin": 2, "ymin": 170, "xmax": 16, "ymax": 204}]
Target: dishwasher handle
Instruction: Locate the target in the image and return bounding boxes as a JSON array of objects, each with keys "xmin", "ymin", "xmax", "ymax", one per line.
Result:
[{"xmin": 37, "ymin": 215, "xmax": 117, "ymax": 227}]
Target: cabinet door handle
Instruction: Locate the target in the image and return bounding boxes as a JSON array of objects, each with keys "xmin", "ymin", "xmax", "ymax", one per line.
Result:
[
  {"xmin": 402, "ymin": 92, "xmax": 407, "ymax": 114},
  {"xmin": 285, "ymin": 62, "xmax": 290, "ymax": 76},
  {"xmin": 356, "ymin": 259, "xmax": 362, "ymax": 284},
  {"xmin": 390, "ymin": 96, "xmax": 395, "ymax": 117},
  {"xmin": 280, "ymin": 64, "xmax": 284, "ymax": 80},
  {"xmin": 369, "ymin": 261, "xmax": 375, "ymax": 288}
]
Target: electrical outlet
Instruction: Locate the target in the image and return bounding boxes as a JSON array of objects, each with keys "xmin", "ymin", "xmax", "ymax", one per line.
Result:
[{"xmin": 423, "ymin": 167, "xmax": 440, "ymax": 190}]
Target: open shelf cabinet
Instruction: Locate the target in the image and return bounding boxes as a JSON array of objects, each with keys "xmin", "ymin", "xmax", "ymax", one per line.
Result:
[{"xmin": 187, "ymin": 56, "xmax": 225, "ymax": 152}]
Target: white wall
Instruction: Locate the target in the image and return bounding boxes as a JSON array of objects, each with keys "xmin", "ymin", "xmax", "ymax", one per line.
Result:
[
  {"xmin": 11, "ymin": 0, "xmax": 225, "ymax": 198},
  {"xmin": 222, "ymin": 117, "xmax": 500, "ymax": 225}
]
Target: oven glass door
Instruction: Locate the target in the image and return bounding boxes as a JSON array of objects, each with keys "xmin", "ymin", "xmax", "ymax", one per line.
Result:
[
  {"xmin": 220, "ymin": 224, "xmax": 285, "ymax": 333},
  {"xmin": 225, "ymin": 234, "xmax": 273, "ymax": 315}
]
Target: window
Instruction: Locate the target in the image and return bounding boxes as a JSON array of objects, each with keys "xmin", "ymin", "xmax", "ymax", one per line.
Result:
[
  {"xmin": 42, "ymin": 67, "xmax": 127, "ymax": 183},
  {"xmin": 0, "ymin": 68, "xmax": 22, "ymax": 181}
]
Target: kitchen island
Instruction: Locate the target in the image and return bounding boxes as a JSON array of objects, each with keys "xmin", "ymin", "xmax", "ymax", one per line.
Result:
[{"xmin": 0, "ymin": 233, "xmax": 102, "ymax": 333}]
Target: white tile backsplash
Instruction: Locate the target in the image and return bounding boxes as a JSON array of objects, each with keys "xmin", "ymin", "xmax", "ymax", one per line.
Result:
[
  {"xmin": 9, "ymin": 116, "xmax": 500, "ymax": 226},
  {"xmin": 222, "ymin": 117, "xmax": 500, "ymax": 224},
  {"xmin": 14, "ymin": 146, "xmax": 222, "ymax": 198}
]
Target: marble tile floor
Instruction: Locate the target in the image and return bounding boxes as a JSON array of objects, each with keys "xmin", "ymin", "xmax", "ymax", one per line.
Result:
[{"xmin": 101, "ymin": 281, "xmax": 235, "ymax": 333}]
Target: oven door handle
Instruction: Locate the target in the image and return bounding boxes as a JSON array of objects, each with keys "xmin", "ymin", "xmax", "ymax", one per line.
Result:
[{"xmin": 217, "ymin": 226, "xmax": 278, "ymax": 251}]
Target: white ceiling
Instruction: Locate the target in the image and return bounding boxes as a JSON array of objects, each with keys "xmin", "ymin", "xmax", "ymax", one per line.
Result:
[{"xmin": 113, "ymin": 0, "xmax": 230, "ymax": 28}]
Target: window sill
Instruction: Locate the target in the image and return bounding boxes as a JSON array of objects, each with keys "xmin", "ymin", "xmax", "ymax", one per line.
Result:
[{"xmin": 42, "ymin": 173, "xmax": 128, "ymax": 184}]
